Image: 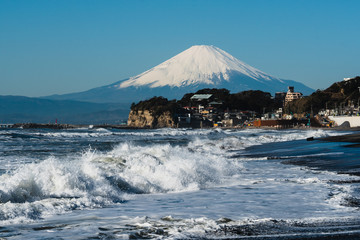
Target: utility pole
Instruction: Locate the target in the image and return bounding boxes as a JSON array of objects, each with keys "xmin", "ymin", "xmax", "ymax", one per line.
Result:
[{"xmin": 335, "ymin": 102, "xmax": 337, "ymax": 115}]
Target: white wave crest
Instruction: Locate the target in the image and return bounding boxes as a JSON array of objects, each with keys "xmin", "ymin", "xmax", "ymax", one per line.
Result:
[
  {"xmin": 0, "ymin": 139, "xmax": 244, "ymax": 223},
  {"xmin": 93, "ymin": 141, "xmax": 244, "ymax": 193}
]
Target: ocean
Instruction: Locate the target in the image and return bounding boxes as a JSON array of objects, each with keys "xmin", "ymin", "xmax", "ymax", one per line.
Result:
[{"xmin": 0, "ymin": 127, "xmax": 359, "ymax": 239}]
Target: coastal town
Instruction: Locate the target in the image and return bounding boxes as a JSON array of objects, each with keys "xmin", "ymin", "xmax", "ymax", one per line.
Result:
[
  {"xmin": 127, "ymin": 76, "xmax": 360, "ymax": 129},
  {"xmin": 2, "ymin": 77, "xmax": 360, "ymax": 130},
  {"xmin": 175, "ymin": 86, "xmax": 308, "ymax": 128}
]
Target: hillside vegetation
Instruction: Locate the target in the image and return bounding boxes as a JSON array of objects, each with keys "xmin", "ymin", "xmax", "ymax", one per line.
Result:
[
  {"xmin": 179, "ymin": 88, "xmax": 275, "ymax": 112},
  {"xmin": 287, "ymin": 76, "xmax": 360, "ymax": 114},
  {"xmin": 131, "ymin": 88, "xmax": 276, "ymax": 117},
  {"xmin": 130, "ymin": 97, "xmax": 183, "ymax": 117}
]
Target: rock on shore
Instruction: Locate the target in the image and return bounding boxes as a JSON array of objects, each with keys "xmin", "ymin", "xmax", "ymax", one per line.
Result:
[{"xmin": 127, "ymin": 110, "xmax": 175, "ymax": 128}]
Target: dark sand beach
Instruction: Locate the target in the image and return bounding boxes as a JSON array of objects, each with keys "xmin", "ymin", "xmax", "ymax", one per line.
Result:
[{"xmin": 321, "ymin": 131, "xmax": 360, "ymax": 147}]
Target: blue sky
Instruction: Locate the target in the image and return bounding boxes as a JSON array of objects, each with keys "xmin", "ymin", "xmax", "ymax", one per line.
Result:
[{"xmin": 1, "ymin": 0, "xmax": 359, "ymax": 97}]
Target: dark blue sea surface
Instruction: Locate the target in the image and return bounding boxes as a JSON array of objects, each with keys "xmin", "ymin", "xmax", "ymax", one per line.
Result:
[{"xmin": 0, "ymin": 128, "xmax": 359, "ymax": 239}]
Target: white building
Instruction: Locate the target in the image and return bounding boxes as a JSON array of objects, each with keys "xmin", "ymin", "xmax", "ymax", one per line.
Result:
[{"xmin": 284, "ymin": 86, "xmax": 302, "ymax": 105}]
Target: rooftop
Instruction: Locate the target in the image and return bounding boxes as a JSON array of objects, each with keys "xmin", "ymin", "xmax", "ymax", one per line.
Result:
[{"xmin": 190, "ymin": 94, "xmax": 213, "ymax": 100}]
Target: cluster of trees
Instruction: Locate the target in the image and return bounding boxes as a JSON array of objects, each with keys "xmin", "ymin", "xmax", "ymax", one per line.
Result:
[
  {"xmin": 179, "ymin": 88, "xmax": 276, "ymax": 113},
  {"xmin": 130, "ymin": 97, "xmax": 184, "ymax": 117},
  {"xmin": 131, "ymin": 88, "xmax": 278, "ymax": 116}
]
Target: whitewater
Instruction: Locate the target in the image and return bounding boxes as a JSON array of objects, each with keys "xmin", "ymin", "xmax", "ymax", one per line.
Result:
[{"xmin": 0, "ymin": 127, "xmax": 360, "ymax": 239}]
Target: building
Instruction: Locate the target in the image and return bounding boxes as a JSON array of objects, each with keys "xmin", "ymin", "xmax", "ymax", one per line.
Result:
[
  {"xmin": 190, "ymin": 94, "xmax": 213, "ymax": 101},
  {"xmin": 284, "ymin": 86, "xmax": 302, "ymax": 105}
]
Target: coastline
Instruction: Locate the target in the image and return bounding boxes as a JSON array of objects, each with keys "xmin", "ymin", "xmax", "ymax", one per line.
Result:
[
  {"xmin": 8, "ymin": 123, "xmax": 147, "ymax": 130},
  {"xmin": 5, "ymin": 122, "xmax": 360, "ymax": 132}
]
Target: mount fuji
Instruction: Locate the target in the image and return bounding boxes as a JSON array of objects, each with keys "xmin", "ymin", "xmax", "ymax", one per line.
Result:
[{"xmin": 47, "ymin": 45, "xmax": 314, "ymax": 104}]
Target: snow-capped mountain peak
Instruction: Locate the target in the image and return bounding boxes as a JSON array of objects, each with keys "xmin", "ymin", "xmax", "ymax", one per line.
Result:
[
  {"xmin": 118, "ymin": 45, "xmax": 278, "ymax": 89},
  {"xmin": 45, "ymin": 45, "xmax": 314, "ymax": 104}
]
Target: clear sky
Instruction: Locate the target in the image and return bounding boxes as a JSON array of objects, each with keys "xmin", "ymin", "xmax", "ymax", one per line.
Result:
[{"xmin": 1, "ymin": 0, "xmax": 359, "ymax": 97}]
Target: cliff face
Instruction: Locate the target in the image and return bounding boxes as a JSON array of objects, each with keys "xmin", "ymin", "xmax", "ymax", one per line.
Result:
[{"xmin": 127, "ymin": 110, "xmax": 175, "ymax": 128}]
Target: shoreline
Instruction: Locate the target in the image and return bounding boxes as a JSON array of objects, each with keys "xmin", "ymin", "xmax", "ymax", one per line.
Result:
[
  {"xmin": 320, "ymin": 132, "xmax": 360, "ymax": 143},
  {"xmin": 7, "ymin": 123, "xmax": 146, "ymax": 130},
  {"xmin": 4, "ymin": 123, "xmax": 360, "ymax": 132}
]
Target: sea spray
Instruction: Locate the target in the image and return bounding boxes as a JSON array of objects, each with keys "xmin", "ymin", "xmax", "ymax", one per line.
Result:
[
  {"xmin": 0, "ymin": 127, "xmax": 359, "ymax": 239},
  {"xmin": 0, "ymin": 137, "xmax": 245, "ymax": 223},
  {"xmin": 0, "ymin": 153, "xmax": 123, "ymax": 223},
  {"xmin": 91, "ymin": 141, "xmax": 244, "ymax": 193}
]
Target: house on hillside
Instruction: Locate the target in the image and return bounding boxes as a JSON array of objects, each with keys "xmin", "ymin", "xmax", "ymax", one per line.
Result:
[{"xmin": 284, "ymin": 86, "xmax": 303, "ymax": 105}]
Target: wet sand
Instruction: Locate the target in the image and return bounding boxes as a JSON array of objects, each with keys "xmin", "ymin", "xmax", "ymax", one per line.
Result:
[{"xmin": 321, "ymin": 132, "xmax": 360, "ymax": 144}]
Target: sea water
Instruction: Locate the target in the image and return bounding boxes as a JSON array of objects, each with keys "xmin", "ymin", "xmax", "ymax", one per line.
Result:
[{"xmin": 0, "ymin": 128, "xmax": 359, "ymax": 239}]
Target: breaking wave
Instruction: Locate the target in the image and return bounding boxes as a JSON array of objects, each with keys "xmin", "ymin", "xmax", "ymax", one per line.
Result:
[
  {"xmin": 0, "ymin": 137, "xmax": 243, "ymax": 223},
  {"xmin": 0, "ymin": 128, "xmax": 356, "ymax": 225}
]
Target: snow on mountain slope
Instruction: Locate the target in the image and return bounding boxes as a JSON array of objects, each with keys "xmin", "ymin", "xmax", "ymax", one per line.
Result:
[
  {"xmin": 45, "ymin": 45, "xmax": 314, "ymax": 103},
  {"xmin": 118, "ymin": 45, "xmax": 280, "ymax": 88}
]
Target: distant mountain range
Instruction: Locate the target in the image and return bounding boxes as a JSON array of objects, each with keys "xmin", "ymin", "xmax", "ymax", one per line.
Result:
[
  {"xmin": 1, "ymin": 45, "xmax": 314, "ymax": 124},
  {"xmin": 46, "ymin": 45, "xmax": 314, "ymax": 103},
  {"xmin": 0, "ymin": 96, "xmax": 128, "ymax": 124}
]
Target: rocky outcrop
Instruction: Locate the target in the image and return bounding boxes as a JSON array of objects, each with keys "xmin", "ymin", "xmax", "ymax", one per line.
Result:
[{"xmin": 127, "ymin": 110, "xmax": 175, "ymax": 128}]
